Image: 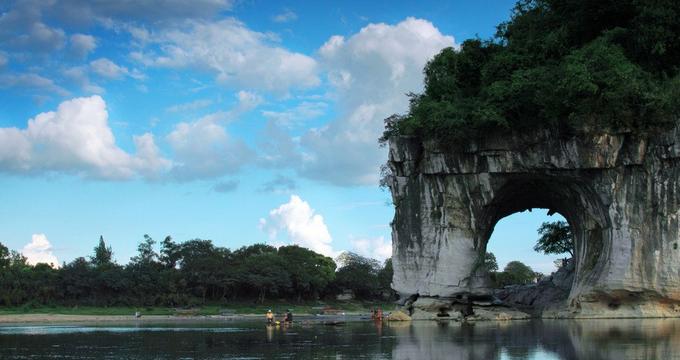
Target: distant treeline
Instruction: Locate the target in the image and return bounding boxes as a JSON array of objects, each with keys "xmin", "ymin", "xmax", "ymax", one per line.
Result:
[{"xmin": 0, "ymin": 235, "xmax": 393, "ymax": 308}]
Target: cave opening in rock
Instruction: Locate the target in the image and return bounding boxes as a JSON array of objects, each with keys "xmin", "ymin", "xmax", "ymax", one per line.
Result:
[
  {"xmin": 475, "ymin": 175, "xmax": 609, "ymax": 308},
  {"xmin": 485, "ymin": 209, "xmax": 574, "ymax": 307},
  {"xmin": 486, "ymin": 209, "xmax": 569, "ymax": 282}
]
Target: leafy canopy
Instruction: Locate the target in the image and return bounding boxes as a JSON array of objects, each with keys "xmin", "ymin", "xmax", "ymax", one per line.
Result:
[
  {"xmin": 534, "ymin": 221, "xmax": 574, "ymax": 257},
  {"xmin": 381, "ymin": 0, "xmax": 680, "ymax": 149}
]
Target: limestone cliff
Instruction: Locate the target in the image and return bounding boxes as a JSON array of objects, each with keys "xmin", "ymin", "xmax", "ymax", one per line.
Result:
[{"xmin": 386, "ymin": 126, "xmax": 680, "ymax": 318}]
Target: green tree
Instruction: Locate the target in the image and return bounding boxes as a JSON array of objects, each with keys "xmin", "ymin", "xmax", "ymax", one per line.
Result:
[
  {"xmin": 484, "ymin": 252, "xmax": 499, "ymax": 272},
  {"xmin": 334, "ymin": 252, "xmax": 381, "ymax": 300},
  {"xmin": 377, "ymin": 258, "xmax": 395, "ymax": 300},
  {"xmin": 159, "ymin": 236, "xmax": 181, "ymax": 269},
  {"xmin": 90, "ymin": 236, "xmax": 114, "ymax": 267},
  {"xmin": 177, "ymin": 239, "xmax": 223, "ymax": 302},
  {"xmin": 278, "ymin": 245, "xmax": 336, "ymax": 301},
  {"xmin": 59, "ymin": 257, "xmax": 93, "ymax": 305},
  {"xmin": 499, "ymin": 261, "xmax": 536, "ymax": 286},
  {"xmin": 534, "ymin": 221, "xmax": 574, "ymax": 257},
  {"xmin": 381, "ymin": 0, "xmax": 680, "ymax": 150},
  {"xmin": 0, "ymin": 242, "xmax": 10, "ymax": 269},
  {"xmin": 127, "ymin": 235, "xmax": 164, "ymax": 306},
  {"xmin": 238, "ymin": 253, "xmax": 290, "ymax": 303},
  {"xmin": 131, "ymin": 234, "xmax": 158, "ymax": 265}
]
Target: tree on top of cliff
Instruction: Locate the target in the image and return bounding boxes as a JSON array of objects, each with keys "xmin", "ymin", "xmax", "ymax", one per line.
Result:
[{"xmin": 380, "ymin": 0, "xmax": 680, "ymax": 149}]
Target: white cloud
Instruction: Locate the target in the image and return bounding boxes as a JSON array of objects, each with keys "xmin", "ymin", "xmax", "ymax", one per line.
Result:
[
  {"xmin": 0, "ymin": 8, "xmax": 66, "ymax": 53},
  {"xmin": 350, "ymin": 235, "xmax": 392, "ymax": 263},
  {"xmin": 166, "ymin": 99, "xmax": 213, "ymax": 113},
  {"xmin": 165, "ymin": 112, "xmax": 255, "ymax": 181},
  {"xmin": 0, "ymin": 73, "xmax": 70, "ymax": 96},
  {"xmin": 0, "ymin": 52, "xmax": 7, "ymax": 69},
  {"xmin": 259, "ymin": 195, "xmax": 335, "ymax": 257},
  {"xmin": 63, "ymin": 66, "xmax": 105, "ymax": 93},
  {"xmin": 299, "ymin": 18, "xmax": 456, "ymax": 186},
  {"xmin": 22, "ymin": 234, "xmax": 58, "ymax": 266},
  {"xmin": 258, "ymin": 119, "xmax": 301, "ymax": 168},
  {"xmin": 69, "ymin": 34, "xmax": 97, "ymax": 60},
  {"xmin": 90, "ymin": 58, "xmax": 129, "ymax": 79},
  {"xmin": 0, "ymin": 95, "xmax": 172, "ymax": 180},
  {"xmin": 133, "ymin": 19, "xmax": 320, "ymax": 95},
  {"xmin": 272, "ymin": 9, "xmax": 298, "ymax": 23}
]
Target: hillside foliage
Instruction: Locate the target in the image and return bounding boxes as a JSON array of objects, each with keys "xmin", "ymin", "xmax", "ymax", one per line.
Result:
[{"xmin": 380, "ymin": 0, "xmax": 680, "ymax": 149}]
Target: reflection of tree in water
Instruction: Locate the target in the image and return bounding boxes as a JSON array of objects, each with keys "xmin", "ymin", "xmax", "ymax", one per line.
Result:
[{"xmin": 1, "ymin": 319, "xmax": 679, "ymax": 359}]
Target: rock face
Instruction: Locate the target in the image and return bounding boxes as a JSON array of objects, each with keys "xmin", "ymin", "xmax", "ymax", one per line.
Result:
[
  {"xmin": 494, "ymin": 258, "xmax": 575, "ymax": 315},
  {"xmin": 386, "ymin": 126, "xmax": 680, "ymax": 317}
]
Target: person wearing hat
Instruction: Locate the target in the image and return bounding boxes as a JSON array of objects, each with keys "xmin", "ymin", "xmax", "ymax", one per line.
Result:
[{"xmin": 266, "ymin": 310, "xmax": 276, "ymax": 324}]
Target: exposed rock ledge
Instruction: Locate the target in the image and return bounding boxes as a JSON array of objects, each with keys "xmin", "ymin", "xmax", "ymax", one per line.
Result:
[{"xmin": 386, "ymin": 126, "xmax": 680, "ymax": 318}]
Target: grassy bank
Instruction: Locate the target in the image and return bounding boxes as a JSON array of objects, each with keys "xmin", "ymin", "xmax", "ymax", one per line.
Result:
[{"xmin": 0, "ymin": 300, "xmax": 395, "ymax": 317}]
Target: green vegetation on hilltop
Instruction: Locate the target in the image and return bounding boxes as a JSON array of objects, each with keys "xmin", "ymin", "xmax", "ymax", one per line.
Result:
[{"xmin": 380, "ymin": 0, "xmax": 680, "ymax": 149}]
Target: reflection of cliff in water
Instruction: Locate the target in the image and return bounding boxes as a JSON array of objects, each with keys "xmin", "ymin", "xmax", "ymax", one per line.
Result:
[
  {"xmin": 567, "ymin": 319, "xmax": 680, "ymax": 360},
  {"xmin": 390, "ymin": 319, "xmax": 680, "ymax": 360}
]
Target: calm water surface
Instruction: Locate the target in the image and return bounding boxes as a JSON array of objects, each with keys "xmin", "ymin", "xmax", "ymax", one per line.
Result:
[{"xmin": 0, "ymin": 317, "xmax": 678, "ymax": 359}]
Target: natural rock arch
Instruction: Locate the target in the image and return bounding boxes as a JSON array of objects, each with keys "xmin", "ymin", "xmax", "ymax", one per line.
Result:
[{"xmin": 386, "ymin": 126, "xmax": 680, "ymax": 318}]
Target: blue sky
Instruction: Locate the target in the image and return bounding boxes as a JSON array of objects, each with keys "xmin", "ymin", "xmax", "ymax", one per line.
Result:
[{"xmin": 0, "ymin": 0, "xmax": 565, "ymax": 273}]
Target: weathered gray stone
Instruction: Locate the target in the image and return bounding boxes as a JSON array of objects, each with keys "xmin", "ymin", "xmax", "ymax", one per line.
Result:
[{"xmin": 387, "ymin": 126, "xmax": 680, "ymax": 318}]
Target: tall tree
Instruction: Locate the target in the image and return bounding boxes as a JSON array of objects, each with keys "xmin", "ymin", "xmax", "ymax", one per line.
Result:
[
  {"xmin": 90, "ymin": 236, "xmax": 114, "ymax": 267},
  {"xmin": 278, "ymin": 245, "xmax": 336, "ymax": 301},
  {"xmin": 484, "ymin": 252, "xmax": 499, "ymax": 272},
  {"xmin": 334, "ymin": 252, "xmax": 381, "ymax": 300},
  {"xmin": 0, "ymin": 242, "xmax": 10, "ymax": 269},
  {"xmin": 534, "ymin": 221, "xmax": 574, "ymax": 257},
  {"xmin": 130, "ymin": 234, "xmax": 158, "ymax": 265},
  {"xmin": 159, "ymin": 236, "xmax": 180, "ymax": 269}
]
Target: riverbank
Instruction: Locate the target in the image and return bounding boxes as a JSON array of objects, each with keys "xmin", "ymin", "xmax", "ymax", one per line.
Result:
[{"xmin": 0, "ymin": 312, "xmax": 377, "ymax": 324}]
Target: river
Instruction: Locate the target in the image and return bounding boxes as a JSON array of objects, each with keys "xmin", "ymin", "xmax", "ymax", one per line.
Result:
[{"xmin": 0, "ymin": 317, "xmax": 678, "ymax": 359}]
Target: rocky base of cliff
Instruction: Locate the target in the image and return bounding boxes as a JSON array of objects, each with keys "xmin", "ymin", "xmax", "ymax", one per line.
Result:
[{"xmin": 397, "ymin": 259, "xmax": 680, "ymax": 320}]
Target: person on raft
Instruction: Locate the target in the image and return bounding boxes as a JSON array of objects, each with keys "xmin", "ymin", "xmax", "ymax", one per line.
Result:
[
  {"xmin": 283, "ymin": 310, "xmax": 293, "ymax": 323},
  {"xmin": 266, "ymin": 310, "xmax": 276, "ymax": 324}
]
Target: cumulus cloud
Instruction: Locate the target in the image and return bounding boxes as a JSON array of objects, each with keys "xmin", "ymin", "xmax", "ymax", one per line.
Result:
[
  {"xmin": 89, "ymin": 58, "xmax": 130, "ymax": 79},
  {"xmin": 21, "ymin": 234, "xmax": 58, "ymax": 266},
  {"xmin": 0, "ymin": 4, "xmax": 66, "ymax": 54},
  {"xmin": 259, "ymin": 195, "xmax": 335, "ymax": 257},
  {"xmin": 0, "ymin": 95, "xmax": 172, "ymax": 179},
  {"xmin": 62, "ymin": 66, "xmax": 105, "ymax": 93},
  {"xmin": 350, "ymin": 235, "xmax": 392, "ymax": 263},
  {"xmin": 298, "ymin": 18, "xmax": 456, "ymax": 186},
  {"xmin": 258, "ymin": 119, "xmax": 301, "ymax": 169},
  {"xmin": 68, "ymin": 34, "xmax": 97, "ymax": 60},
  {"xmin": 132, "ymin": 18, "xmax": 320, "ymax": 95},
  {"xmin": 165, "ymin": 112, "xmax": 255, "ymax": 181}
]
